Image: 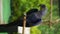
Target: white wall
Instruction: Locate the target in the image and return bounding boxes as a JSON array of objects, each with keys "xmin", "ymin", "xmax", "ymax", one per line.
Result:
[
  {"xmin": 18, "ymin": 26, "xmax": 30, "ymax": 34},
  {"xmin": 0, "ymin": 0, "xmax": 3, "ymax": 24}
]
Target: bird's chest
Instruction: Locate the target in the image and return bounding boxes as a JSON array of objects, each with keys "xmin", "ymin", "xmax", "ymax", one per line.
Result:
[
  {"xmin": 34, "ymin": 12, "xmax": 41, "ymax": 19},
  {"xmin": 27, "ymin": 13, "xmax": 39, "ymax": 22}
]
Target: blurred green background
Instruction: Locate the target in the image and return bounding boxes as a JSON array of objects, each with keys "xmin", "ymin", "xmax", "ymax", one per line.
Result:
[
  {"xmin": 1, "ymin": 0, "xmax": 60, "ymax": 34},
  {"xmin": 3, "ymin": 0, "xmax": 10, "ymax": 24}
]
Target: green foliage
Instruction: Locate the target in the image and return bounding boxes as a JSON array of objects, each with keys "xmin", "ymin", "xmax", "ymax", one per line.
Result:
[
  {"xmin": 11, "ymin": 0, "xmax": 51, "ymax": 22},
  {"xmin": 31, "ymin": 26, "xmax": 41, "ymax": 34},
  {"xmin": 10, "ymin": 0, "xmax": 59, "ymax": 34}
]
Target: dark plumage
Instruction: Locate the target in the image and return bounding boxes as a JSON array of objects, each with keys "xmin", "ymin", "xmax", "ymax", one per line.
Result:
[
  {"xmin": 0, "ymin": 4, "xmax": 47, "ymax": 34},
  {"xmin": 0, "ymin": 4, "xmax": 47, "ymax": 27}
]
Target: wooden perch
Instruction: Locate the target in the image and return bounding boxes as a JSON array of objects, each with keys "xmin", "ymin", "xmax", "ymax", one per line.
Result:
[
  {"xmin": 49, "ymin": 0, "xmax": 53, "ymax": 28},
  {"xmin": 41, "ymin": 19, "xmax": 60, "ymax": 25},
  {"xmin": 22, "ymin": 13, "xmax": 26, "ymax": 34}
]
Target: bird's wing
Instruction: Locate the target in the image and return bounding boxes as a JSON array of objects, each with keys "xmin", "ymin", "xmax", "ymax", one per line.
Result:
[{"xmin": 26, "ymin": 9, "xmax": 38, "ymax": 15}]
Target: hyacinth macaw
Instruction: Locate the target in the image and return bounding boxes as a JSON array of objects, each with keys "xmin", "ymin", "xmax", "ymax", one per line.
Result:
[
  {"xmin": 0, "ymin": 4, "xmax": 47, "ymax": 34},
  {"xmin": 0, "ymin": 4, "xmax": 47, "ymax": 27}
]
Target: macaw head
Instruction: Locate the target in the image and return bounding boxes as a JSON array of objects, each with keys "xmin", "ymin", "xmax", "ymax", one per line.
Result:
[{"xmin": 39, "ymin": 4, "xmax": 46, "ymax": 11}]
